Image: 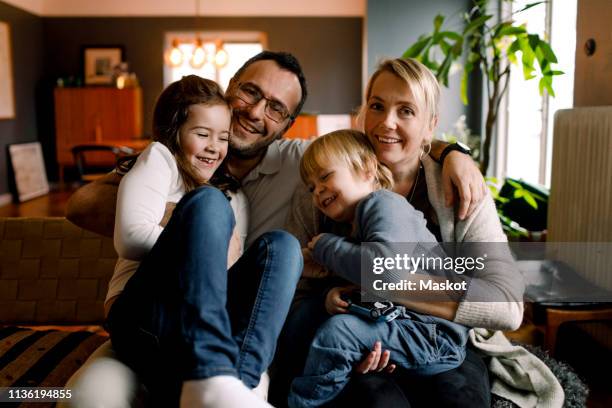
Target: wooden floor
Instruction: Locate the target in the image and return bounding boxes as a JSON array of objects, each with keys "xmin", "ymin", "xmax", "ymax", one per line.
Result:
[{"xmin": 0, "ymin": 184, "xmax": 79, "ymax": 217}]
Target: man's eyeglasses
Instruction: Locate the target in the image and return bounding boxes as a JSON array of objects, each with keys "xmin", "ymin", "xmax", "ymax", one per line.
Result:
[{"xmin": 234, "ymin": 83, "xmax": 293, "ymax": 123}]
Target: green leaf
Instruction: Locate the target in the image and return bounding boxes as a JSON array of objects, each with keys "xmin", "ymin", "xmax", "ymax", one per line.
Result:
[
  {"xmin": 523, "ymin": 193, "xmax": 539, "ymax": 209},
  {"xmin": 519, "ymin": 37, "xmax": 536, "ymax": 79},
  {"xmin": 514, "ymin": 1, "xmax": 547, "ymax": 15},
  {"xmin": 451, "ymin": 39, "xmax": 464, "ymax": 57},
  {"xmin": 507, "ymin": 179, "xmax": 522, "ymax": 189},
  {"xmin": 528, "ymin": 34, "xmax": 540, "ymax": 51},
  {"xmin": 436, "ymin": 53, "xmax": 454, "ymax": 87},
  {"xmin": 497, "ymin": 196, "xmax": 509, "ymax": 204},
  {"xmin": 434, "ymin": 14, "xmax": 445, "ymax": 33},
  {"xmin": 550, "ymin": 70, "xmax": 564, "ymax": 75},
  {"xmin": 468, "ymin": 52, "xmax": 481, "ymax": 63},
  {"xmin": 464, "ymin": 14, "xmax": 493, "ymax": 36},
  {"xmin": 497, "ymin": 25, "xmax": 527, "ymax": 38},
  {"xmin": 439, "ymin": 39, "xmax": 452, "ymax": 54},
  {"xmin": 538, "ymin": 40, "xmax": 558, "ymax": 63},
  {"xmin": 461, "ymin": 70, "xmax": 469, "ymax": 105},
  {"xmin": 438, "ymin": 31, "xmax": 463, "ymax": 41},
  {"xmin": 508, "ymin": 38, "xmax": 522, "ymax": 53},
  {"xmin": 539, "ymin": 75, "xmax": 555, "ymax": 96},
  {"xmin": 403, "ymin": 36, "xmax": 432, "ymax": 59},
  {"xmin": 507, "ymin": 48, "xmax": 518, "ymax": 64}
]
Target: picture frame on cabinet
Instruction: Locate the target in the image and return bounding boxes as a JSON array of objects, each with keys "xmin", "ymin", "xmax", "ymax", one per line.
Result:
[{"xmin": 82, "ymin": 45, "xmax": 124, "ymax": 85}]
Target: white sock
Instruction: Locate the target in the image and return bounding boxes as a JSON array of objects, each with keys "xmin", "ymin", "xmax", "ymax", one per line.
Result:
[
  {"xmin": 252, "ymin": 371, "xmax": 270, "ymax": 401},
  {"xmin": 180, "ymin": 376, "xmax": 273, "ymax": 408}
]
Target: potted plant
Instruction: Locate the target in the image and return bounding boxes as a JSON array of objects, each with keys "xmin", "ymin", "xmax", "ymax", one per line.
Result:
[
  {"xmin": 403, "ymin": 0, "xmax": 563, "ymax": 174},
  {"xmin": 487, "ymin": 177, "xmax": 548, "ymax": 240}
]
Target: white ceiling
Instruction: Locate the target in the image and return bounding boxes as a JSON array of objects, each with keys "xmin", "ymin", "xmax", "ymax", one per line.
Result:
[{"xmin": 3, "ymin": 0, "xmax": 365, "ymax": 17}]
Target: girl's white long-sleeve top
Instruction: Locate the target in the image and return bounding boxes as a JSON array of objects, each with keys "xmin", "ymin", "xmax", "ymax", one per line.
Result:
[{"xmin": 106, "ymin": 142, "xmax": 248, "ymax": 305}]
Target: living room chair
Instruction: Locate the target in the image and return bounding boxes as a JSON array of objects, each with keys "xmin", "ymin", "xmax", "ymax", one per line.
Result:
[{"xmin": 71, "ymin": 144, "xmax": 135, "ymax": 183}]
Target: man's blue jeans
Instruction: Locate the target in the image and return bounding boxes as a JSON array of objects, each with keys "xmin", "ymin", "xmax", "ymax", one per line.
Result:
[
  {"xmin": 288, "ymin": 310, "xmax": 468, "ymax": 408},
  {"xmin": 107, "ymin": 186, "xmax": 303, "ymax": 405}
]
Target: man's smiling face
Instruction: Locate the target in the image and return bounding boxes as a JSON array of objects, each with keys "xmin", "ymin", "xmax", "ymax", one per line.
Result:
[{"xmin": 226, "ymin": 60, "xmax": 302, "ymax": 159}]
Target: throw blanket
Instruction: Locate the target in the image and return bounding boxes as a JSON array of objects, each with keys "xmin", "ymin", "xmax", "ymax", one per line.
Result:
[
  {"xmin": 0, "ymin": 326, "xmax": 108, "ymax": 408},
  {"xmin": 470, "ymin": 329, "xmax": 564, "ymax": 408}
]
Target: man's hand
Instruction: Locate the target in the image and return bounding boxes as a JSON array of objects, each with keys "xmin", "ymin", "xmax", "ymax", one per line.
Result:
[
  {"xmin": 441, "ymin": 151, "xmax": 487, "ymax": 220},
  {"xmin": 159, "ymin": 202, "xmax": 176, "ymax": 228},
  {"xmin": 227, "ymin": 227, "xmax": 242, "ymax": 268},
  {"xmin": 65, "ymin": 172, "xmax": 121, "ymax": 237},
  {"xmin": 301, "ymin": 248, "xmax": 329, "ymax": 278},
  {"xmin": 354, "ymin": 341, "xmax": 396, "ymax": 375}
]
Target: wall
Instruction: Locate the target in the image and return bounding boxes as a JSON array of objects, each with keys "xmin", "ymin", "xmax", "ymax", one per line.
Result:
[
  {"xmin": 366, "ymin": 0, "xmax": 478, "ymax": 136},
  {"xmin": 0, "ymin": 1, "xmax": 44, "ymax": 198},
  {"xmin": 37, "ymin": 16, "xmax": 361, "ymax": 179},
  {"xmin": 574, "ymin": 0, "xmax": 612, "ymax": 106}
]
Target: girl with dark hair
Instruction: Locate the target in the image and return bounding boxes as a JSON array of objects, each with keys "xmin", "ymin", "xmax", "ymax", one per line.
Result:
[{"xmin": 106, "ymin": 75, "xmax": 302, "ymax": 407}]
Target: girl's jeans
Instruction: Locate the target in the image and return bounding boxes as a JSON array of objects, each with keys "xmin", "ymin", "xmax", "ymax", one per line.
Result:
[
  {"xmin": 106, "ymin": 186, "xmax": 303, "ymax": 406},
  {"xmin": 288, "ymin": 309, "xmax": 469, "ymax": 408}
]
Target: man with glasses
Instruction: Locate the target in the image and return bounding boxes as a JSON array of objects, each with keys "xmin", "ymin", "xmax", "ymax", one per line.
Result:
[{"xmin": 66, "ymin": 51, "xmax": 488, "ymax": 407}]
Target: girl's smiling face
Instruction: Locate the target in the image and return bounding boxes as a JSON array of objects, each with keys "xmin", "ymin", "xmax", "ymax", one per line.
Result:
[
  {"xmin": 179, "ymin": 103, "xmax": 231, "ymax": 181},
  {"xmin": 364, "ymin": 71, "xmax": 436, "ymax": 170}
]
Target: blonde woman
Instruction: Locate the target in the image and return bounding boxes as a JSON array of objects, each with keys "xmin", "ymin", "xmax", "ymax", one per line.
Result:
[{"xmin": 282, "ymin": 58, "xmax": 523, "ymax": 407}]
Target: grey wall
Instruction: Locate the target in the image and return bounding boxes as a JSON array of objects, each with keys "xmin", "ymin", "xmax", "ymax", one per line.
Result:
[
  {"xmin": 0, "ymin": 1, "xmax": 44, "ymax": 196},
  {"xmin": 366, "ymin": 0, "xmax": 481, "ymax": 135},
  {"xmin": 39, "ymin": 17, "xmax": 362, "ymax": 177}
]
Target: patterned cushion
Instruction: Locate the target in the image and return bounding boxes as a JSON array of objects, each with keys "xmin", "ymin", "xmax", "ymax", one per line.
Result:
[{"xmin": 0, "ymin": 326, "xmax": 108, "ymax": 392}]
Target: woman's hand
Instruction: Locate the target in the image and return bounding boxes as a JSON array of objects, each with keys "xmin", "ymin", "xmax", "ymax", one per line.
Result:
[
  {"xmin": 325, "ymin": 286, "xmax": 352, "ymax": 315},
  {"xmin": 354, "ymin": 341, "xmax": 396, "ymax": 374},
  {"xmin": 301, "ymin": 248, "xmax": 329, "ymax": 278},
  {"xmin": 441, "ymin": 152, "xmax": 487, "ymax": 220}
]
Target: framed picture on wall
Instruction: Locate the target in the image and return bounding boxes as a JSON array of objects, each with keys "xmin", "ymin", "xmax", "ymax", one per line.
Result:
[
  {"xmin": 0, "ymin": 21, "xmax": 16, "ymax": 119},
  {"xmin": 8, "ymin": 142, "xmax": 50, "ymax": 202},
  {"xmin": 82, "ymin": 46, "xmax": 124, "ymax": 85}
]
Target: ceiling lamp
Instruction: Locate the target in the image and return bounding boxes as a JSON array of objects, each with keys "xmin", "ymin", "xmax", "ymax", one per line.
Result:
[
  {"xmin": 164, "ymin": 1, "xmax": 230, "ymax": 69},
  {"xmin": 190, "ymin": 38, "xmax": 206, "ymax": 69},
  {"xmin": 214, "ymin": 44, "xmax": 229, "ymax": 68},
  {"xmin": 166, "ymin": 39, "xmax": 183, "ymax": 67}
]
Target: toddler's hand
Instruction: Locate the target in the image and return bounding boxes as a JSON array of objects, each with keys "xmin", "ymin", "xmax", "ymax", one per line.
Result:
[
  {"xmin": 307, "ymin": 234, "xmax": 324, "ymax": 251},
  {"xmin": 301, "ymin": 248, "xmax": 329, "ymax": 278},
  {"xmin": 325, "ymin": 287, "xmax": 351, "ymax": 315},
  {"xmin": 354, "ymin": 341, "xmax": 396, "ymax": 374}
]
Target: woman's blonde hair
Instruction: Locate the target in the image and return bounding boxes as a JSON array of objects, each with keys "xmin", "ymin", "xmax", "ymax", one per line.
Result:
[
  {"xmin": 300, "ymin": 129, "xmax": 394, "ymax": 190},
  {"xmin": 358, "ymin": 58, "xmax": 440, "ymax": 131}
]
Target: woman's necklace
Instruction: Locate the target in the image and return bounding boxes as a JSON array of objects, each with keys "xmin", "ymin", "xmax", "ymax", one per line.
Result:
[{"xmin": 407, "ymin": 162, "xmax": 422, "ymax": 203}]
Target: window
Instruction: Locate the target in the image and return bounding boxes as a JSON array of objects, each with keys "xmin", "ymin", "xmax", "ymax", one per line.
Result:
[
  {"xmin": 502, "ymin": 0, "xmax": 576, "ymax": 187},
  {"xmin": 163, "ymin": 31, "xmax": 266, "ymax": 90}
]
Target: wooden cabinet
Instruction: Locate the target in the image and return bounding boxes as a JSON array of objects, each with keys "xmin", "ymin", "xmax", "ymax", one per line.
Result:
[
  {"xmin": 284, "ymin": 115, "xmax": 318, "ymax": 139},
  {"xmin": 283, "ymin": 114, "xmax": 357, "ymax": 140},
  {"xmin": 54, "ymin": 87, "xmax": 144, "ymax": 179}
]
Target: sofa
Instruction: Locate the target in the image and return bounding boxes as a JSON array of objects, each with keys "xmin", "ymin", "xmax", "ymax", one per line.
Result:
[
  {"xmin": 0, "ymin": 217, "xmax": 113, "ymax": 391},
  {"xmin": 0, "ymin": 217, "xmax": 591, "ymax": 407}
]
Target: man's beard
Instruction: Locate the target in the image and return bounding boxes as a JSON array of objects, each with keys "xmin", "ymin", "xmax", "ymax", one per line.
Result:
[{"xmin": 229, "ymin": 135, "xmax": 280, "ymax": 159}]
